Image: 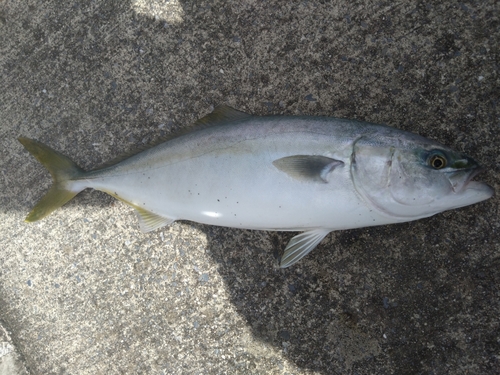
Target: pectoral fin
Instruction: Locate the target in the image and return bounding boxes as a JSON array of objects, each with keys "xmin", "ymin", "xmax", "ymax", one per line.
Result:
[
  {"xmin": 135, "ymin": 207, "xmax": 175, "ymax": 233},
  {"xmin": 280, "ymin": 229, "xmax": 331, "ymax": 268},
  {"xmin": 273, "ymin": 155, "xmax": 343, "ymax": 183}
]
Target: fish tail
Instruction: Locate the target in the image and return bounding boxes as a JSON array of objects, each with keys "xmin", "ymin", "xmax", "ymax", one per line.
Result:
[{"xmin": 18, "ymin": 137, "xmax": 86, "ymax": 222}]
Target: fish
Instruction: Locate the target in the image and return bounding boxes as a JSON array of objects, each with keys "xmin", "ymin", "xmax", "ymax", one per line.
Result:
[{"xmin": 19, "ymin": 105, "xmax": 494, "ymax": 267}]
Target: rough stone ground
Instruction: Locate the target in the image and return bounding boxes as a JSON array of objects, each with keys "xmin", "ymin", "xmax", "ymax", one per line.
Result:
[{"xmin": 0, "ymin": 0, "xmax": 499, "ymax": 374}]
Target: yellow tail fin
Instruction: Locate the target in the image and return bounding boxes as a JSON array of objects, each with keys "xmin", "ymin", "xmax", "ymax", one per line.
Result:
[{"xmin": 18, "ymin": 137, "xmax": 85, "ymax": 222}]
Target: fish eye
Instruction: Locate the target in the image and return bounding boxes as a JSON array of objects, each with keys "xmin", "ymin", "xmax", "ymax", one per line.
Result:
[{"xmin": 429, "ymin": 153, "xmax": 447, "ymax": 169}]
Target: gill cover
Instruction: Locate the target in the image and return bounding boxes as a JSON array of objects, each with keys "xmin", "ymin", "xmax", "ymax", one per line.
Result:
[{"xmin": 350, "ymin": 136, "xmax": 483, "ymax": 219}]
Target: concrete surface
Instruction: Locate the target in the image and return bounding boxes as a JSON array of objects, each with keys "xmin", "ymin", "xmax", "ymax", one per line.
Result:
[
  {"xmin": 0, "ymin": 321, "xmax": 29, "ymax": 375},
  {"xmin": 1, "ymin": 0, "xmax": 499, "ymax": 374}
]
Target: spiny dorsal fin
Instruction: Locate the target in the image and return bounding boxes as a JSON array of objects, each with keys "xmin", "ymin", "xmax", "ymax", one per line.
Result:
[
  {"xmin": 273, "ymin": 155, "xmax": 344, "ymax": 183},
  {"xmin": 95, "ymin": 105, "xmax": 252, "ymax": 170}
]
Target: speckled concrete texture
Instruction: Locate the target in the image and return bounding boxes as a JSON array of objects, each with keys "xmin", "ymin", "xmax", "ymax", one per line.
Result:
[
  {"xmin": 0, "ymin": 321, "xmax": 29, "ymax": 375},
  {"xmin": 1, "ymin": 1, "xmax": 499, "ymax": 374}
]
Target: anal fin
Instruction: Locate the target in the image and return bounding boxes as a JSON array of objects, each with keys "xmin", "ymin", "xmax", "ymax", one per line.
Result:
[
  {"xmin": 100, "ymin": 189, "xmax": 176, "ymax": 233},
  {"xmin": 280, "ymin": 229, "xmax": 331, "ymax": 268},
  {"xmin": 135, "ymin": 207, "xmax": 175, "ymax": 233}
]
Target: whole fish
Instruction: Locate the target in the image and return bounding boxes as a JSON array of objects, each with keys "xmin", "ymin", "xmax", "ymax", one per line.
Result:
[{"xmin": 19, "ymin": 106, "xmax": 493, "ymax": 267}]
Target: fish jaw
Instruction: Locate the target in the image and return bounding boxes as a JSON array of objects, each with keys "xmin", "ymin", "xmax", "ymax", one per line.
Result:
[
  {"xmin": 445, "ymin": 180, "xmax": 494, "ymax": 209},
  {"xmin": 438, "ymin": 164, "xmax": 494, "ymax": 210},
  {"xmin": 407, "ymin": 179, "xmax": 494, "ymax": 219}
]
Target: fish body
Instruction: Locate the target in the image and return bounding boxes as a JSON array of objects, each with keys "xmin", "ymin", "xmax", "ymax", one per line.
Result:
[
  {"xmin": 82, "ymin": 115, "xmax": 394, "ymax": 230},
  {"xmin": 19, "ymin": 106, "xmax": 493, "ymax": 267}
]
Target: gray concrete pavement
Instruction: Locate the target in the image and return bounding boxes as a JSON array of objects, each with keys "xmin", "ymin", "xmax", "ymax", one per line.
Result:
[
  {"xmin": 0, "ymin": 321, "xmax": 28, "ymax": 375},
  {"xmin": 1, "ymin": 0, "xmax": 499, "ymax": 374}
]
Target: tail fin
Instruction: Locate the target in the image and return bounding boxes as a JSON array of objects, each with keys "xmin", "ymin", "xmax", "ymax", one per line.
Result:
[{"xmin": 18, "ymin": 137, "xmax": 85, "ymax": 222}]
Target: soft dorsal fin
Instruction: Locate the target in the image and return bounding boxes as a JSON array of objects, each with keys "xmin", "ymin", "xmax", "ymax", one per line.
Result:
[
  {"xmin": 95, "ymin": 105, "xmax": 252, "ymax": 170},
  {"xmin": 280, "ymin": 229, "xmax": 331, "ymax": 268},
  {"xmin": 193, "ymin": 105, "xmax": 252, "ymax": 127},
  {"xmin": 273, "ymin": 155, "xmax": 344, "ymax": 183}
]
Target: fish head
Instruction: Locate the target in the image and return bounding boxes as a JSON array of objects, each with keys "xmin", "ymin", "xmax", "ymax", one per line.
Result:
[{"xmin": 351, "ymin": 133, "xmax": 494, "ymax": 219}]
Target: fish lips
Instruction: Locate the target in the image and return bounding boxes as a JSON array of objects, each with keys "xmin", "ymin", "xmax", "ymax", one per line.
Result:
[{"xmin": 447, "ymin": 167, "xmax": 494, "ymax": 200}]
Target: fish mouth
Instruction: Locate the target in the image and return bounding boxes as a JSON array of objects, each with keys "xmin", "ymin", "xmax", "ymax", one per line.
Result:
[
  {"xmin": 451, "ymin": 167, "xmax": 494, "ymax": 201},
  {"xmin": 438, "ymin": 166, "xmax": 493, "ymax": 211},
  {"xmin": 450, "ymin": 167, "xmax": 484, "ymax": 193},
  {"xmin": 458, "ymin": 167, "xmax": 483, "ymax": 191}
]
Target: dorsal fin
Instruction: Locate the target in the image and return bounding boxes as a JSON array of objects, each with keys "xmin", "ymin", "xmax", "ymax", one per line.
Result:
[
  {"xmin": 95, "ymin": 105, "xmax": 253, "ymax": 170},
  {"xmin": 193, "ymin": 105, "xmax": 252, "ymax": 126}
]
